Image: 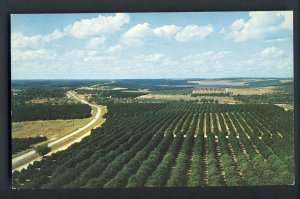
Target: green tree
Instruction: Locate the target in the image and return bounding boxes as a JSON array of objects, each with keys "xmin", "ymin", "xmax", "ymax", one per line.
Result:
[{"xmin": 35, "ymin": 144, "xmax": 51, "ymax": 157}]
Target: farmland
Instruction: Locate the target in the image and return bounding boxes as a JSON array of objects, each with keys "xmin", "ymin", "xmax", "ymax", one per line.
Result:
[
  {"xmin": 11, "ymin": 78, "xmax": 294, "ymax": 188},
  {"xmin": 12, "ymin": 102, "xmax": 294, "ymax": 188}
]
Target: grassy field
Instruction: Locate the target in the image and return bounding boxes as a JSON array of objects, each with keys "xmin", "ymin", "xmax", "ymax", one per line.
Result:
[
  {"xmin": 27, "ymin": 95, "xmax": 78, "ymax": 105},
  {"xmin": 192, "ymin": 88, "xmax": 226, "ymax": 94},
  {"xmin": 138, "ymin": 93, "xmax": 237, "ymax": 104},
  {"xmin": 188, "ymin": 80, "xmax": 247, "ymax": 86},
  {"xmin": 227, "ymin": 86, "xmax": 282, "ymax": 95},
  {"xmin": 12, "ymin": 118, "xmax": 93, "ymax": 139},
  {"xmin": 279, "ymin": 80, "xmax": 293, "ymax": 83},
  {"xmin": 138, "ymin": 94, "xmax": 190, "ymax": 100},
  {"xmin": 12, "ymin": 105, "xmax": 108, "ymax": 169},
  {"xmin": 12, "ymin": 104, "xmax": 107, "ymax": 139}
]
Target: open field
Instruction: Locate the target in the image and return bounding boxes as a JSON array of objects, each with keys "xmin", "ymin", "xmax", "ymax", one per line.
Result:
[
  {"xmin": 138, "ymin": 94, "xmax": 191, "ymax": 100},
  {"xmin": 75, "ymin": 93, "xmax": 93, "ymax": 101},
  {"xmin": 280, "ymin": 80, "xmax": 293, "ymax": 83},
  {"xmin": 275, "ymin": 104, "xmax": 294, "ymax": 111},
  {"xmin": 191, "ymin": 86, "xmax": 281, "ymax": 96},
  {"xmin": 111, "ymin": 87, "xmax": 128, "ymax": 90},
  {"xmin": 137, "ymin": 93, "xmax": 238, "ymax": 104},
  {"xmin": 27, "ymin": 97, "xmax": 78, "ymax": 105},
  {"xmin": 78, "ymin": 85, "xmax": 109, "ymax": 90},
  {"xmin": 192, "ymin": 88, "xmax": 226, "ymax": 94},
  {"xmin": 12, "ymin": 93, "xmax": 107, "ymax": 171},
  {"xmin": 12, "ymin": 103, "xmax": 294, "ymax": 188},
  {"xmin": 12, "ymin": 118, "xmax": 93, "ymax": 139},
  {"xmin": 188, "ymin": 80, "xmax": 247, "ymax": 86},
  {"xmin": 226, "ymin": 87, "xmax": 277, "ymax": 95},
  {"xmin": 12, "ymin": 93, "xmax": 104, "ymax": 139},
  {"xmin": 124, "ymin": 89, "xmax": 150, "ymax": 92}
]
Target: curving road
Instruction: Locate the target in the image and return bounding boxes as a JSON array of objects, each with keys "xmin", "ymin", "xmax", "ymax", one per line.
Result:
[{"xmin": 12, "ymin": 91, "xmax": 101, "ymax": 170}]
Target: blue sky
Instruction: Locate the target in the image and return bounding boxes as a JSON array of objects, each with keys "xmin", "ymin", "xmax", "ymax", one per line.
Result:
[{"xmin": 11, "ymin": 12, "xmax": 293, "ymax": 79}]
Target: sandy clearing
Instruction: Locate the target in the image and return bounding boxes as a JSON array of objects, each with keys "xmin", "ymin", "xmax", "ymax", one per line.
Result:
[{"xmin": 188, "ymin": 80, "xmax": 247, "ymax": 86}]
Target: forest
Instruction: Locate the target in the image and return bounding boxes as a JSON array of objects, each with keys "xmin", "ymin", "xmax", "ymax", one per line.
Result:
[
  {"xmin": 12, "ymin": 136, "xmax": 48, "ymax": 154},
  {"xmin": 90, "ymin": 90, "xmax": 148, "ymax": 98},
  {"xmin": 191, "ymin": 92, "xmax": 230, "ymax": 97},
  {"xmin": 233, "ymin": 93, "xmax": 294, "ymax": 104},
  {"xmin": 12, "ymin": 104, "xmax": 91, "ymax": 122}
]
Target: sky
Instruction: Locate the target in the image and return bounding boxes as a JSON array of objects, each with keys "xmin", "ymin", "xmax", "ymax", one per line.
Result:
[{"xmin": 11, "ymin": 11, "xmax": 293, "ymax": 79}]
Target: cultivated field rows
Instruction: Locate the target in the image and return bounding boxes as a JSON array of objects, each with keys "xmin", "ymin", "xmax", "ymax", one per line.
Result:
[{"xmin": 12, "ymin": 103, "xmax": 294, "ymax": 188}]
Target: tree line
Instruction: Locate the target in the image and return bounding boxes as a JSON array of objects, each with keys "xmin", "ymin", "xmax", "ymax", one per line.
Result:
[
  {"xmin": 233, "ymin": 93, "xmax": 294, "ymax": 104},
  {"xmin": 12, "ymin": 136, "xmax": 47, "ymax": 154},
  {"xmin": 12, "ymin": 104, "xmax": 91, "ymax": 122},
  {"xmin": 191, "ymin": 92, "xmax": 230, "ymax": 97}
]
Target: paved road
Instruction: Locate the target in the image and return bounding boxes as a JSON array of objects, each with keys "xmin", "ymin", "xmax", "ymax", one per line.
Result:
[{"xmin": 12, "ymin": 91, "xmax": 101, "ymax": 169}]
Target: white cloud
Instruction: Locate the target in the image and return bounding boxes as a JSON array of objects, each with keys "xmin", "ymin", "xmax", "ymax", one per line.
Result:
[
  {"xmin": 64, "ymin": 49, "xmax": 116, "ymax": 62},
  {"xmin": 12, "ymin": 49, "xmax": 56, "ymax": 61},
  {"xmin": 42, "ymin": 29, "xmax": 65, "ymax": 42},
  {"xmin": 278, "ymin": 11, "xmax": 293, "ymax": 30},
  {"xmin": 153, "ymin": 25, "xmax": 181, "ymax": 39},
  {"xmin": 11, "ymin": 33, "xmax": 42, "ymax": 49},
  {"xmin": 64, "ymin": 49, "xmax": 101, "ymax": 58},
  {"xmin": 227, "ymin": 11, "xmax": 292, "ymax": 42},
  {"xmin": 12, "ymin": 13, "xmax": 130, "ymax": 51},
  {"xmin": 131, "ymin": 53, "xmax": 177, "ymax": 69},
  {"xmin": 122, "ymin": 23, "xmax": 214, "ymax": 45},
  {"xmin": 106, "ymin": 44, "xmax": 122, "ymax": 53},
  {"xmin": 231, "ymin": 47, "xmax": 292, "ymax": 77},
  {"xmin": 259, "ymin": 47, "xmax": 285, "ymax": 58},
  {"xmin": 122, "ymin": 23, "xmax": 154, "ymax": 45},
  {"xmin": 83, "ymin": 55, "xmax": 117, "ymax": 62},
  {"xmin": 175, "ymin": 25, "xmax": 214, "ymax": 42},
  {"xmin": 264, "ymin": 38, "xmax": 288, "ymax": 43},
  {"xmin": 64, "ymin": 49, "xmax": 86, "ymax": 58},
  {"xmin": 12, "ymin": 30, "xmax": 65, "ymax": 49},
  {"xmin": 180, "ymin": 51, "xmax": 232, "ymax": 75},
  {"xmin": 65, "ymin": 13, "xmax": 130, "ymax": 39},
  {"xmin": 231, "ymin": 19, "xmax": 245, "ymax": 31},
  {"xmin": 182, "ymin": 51, "xmax": 231, "ymax": 62},
  {"xmin": 135, "ymin": 53, "xmax": 168, "ymax": 62},
  {"xmin": 86, "ymin": 36, "xmax": 106, "ymax": 49}
]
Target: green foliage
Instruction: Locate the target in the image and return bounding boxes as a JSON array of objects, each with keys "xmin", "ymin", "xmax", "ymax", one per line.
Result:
[
  {"xmin": 234, "ymin": 93, "xmax": 293, "ymax": 104},
  {"xmin": 150, "ymin": 88, "xmax": 193, "ymax": 95},
  {"xmin": 12, "ymin": 102, "xmax": 294, "ymax": 188},
  {"xmin": 191, "ymin": 92, "xmax": 230, "ymax": 97},
  {"xmin": 97, "ymin": 90, "xmax": 149, "ymax": 98},
  {"xmin": 12, "ymin": 104, "xmax": 91, "ymax": 122},
  {"xmin": 12, "ymin": 136, "xmax": 47, "ymax": 154},
  {"xmin": 35, "ymin": 144, "xmax": 51, "ymax": 156}
]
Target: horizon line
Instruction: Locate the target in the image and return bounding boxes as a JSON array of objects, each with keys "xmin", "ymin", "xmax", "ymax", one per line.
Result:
[{"xmin": 11, "ymin": 77, "xmax": 294, "ymax": 81}]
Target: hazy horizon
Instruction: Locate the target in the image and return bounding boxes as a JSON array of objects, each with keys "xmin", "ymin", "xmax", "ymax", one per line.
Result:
[{"xmin": 11, "ymin": 77, "xmax": 294, "ymax": 81}]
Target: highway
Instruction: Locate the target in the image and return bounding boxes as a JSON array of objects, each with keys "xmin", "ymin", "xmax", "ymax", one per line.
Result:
[{"xmin": 12, "ymin": 91, "xmax": 101, "ymax": 171}]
